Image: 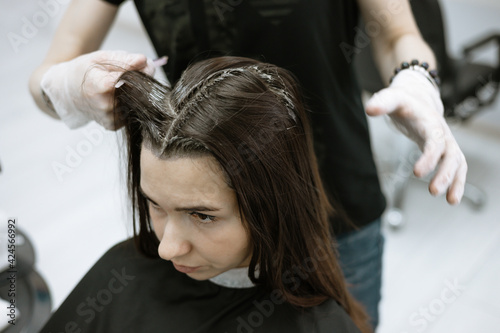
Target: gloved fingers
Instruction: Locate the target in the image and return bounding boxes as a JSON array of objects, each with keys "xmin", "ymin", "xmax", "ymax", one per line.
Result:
[
  {"xmin": 427, "ymin": 141, "xmax": 465, "ymax": 198},
  {"xmin": 106, "ymin": 51, "xmax": 159, "ymax": 77},
  {"xmin": 365, "ymin": 88, "xmax": 407, "ymax": 117},
  {"xmin": 97, "ymin": 102, "xmax": 126, "ymax": 130},
  {"xmin": 92, "ymin": 110, "xmax": 123, "ymax": 131},
  {"xmin": 115, "ymin": 54, "xmax": 165, "ymax": 78},
  {"xmin": 80, "ymin": 92, "xmax": 118, "ymax": 130},
  {"xmin": 113, "ymin": 57, "xmax": 166, "ymax": 88},
  {"xmin": 413, "ymin": 136, "xmax": 445, "ymax": 178},
  {"xmin": 85, "ymin": 57, "xmax": 158, "ymax": 95},
  {"xmin": 96, "ymin": 70, "xmax": 127, "ymax": 94},
  {"xmin": 80, "ymin": 53, "xmax": 159, "ymax": 130},
  {"xmin": 446, "ymin": 160, "xmax": 467, "ymax": 205},
  {"xmin": 101, "ymin": 51, "xmax": 149, "ymax": 71},
  {"xmin": 123, "ymin": 53, "xmax": 156, "ymax": 77},
  {"xmin": 427, "ymin": 155, "xmax": 457, "ymax": 197},
  {"xmin": 412, "ymin": 118, "xmax": 449, "ymax": 176}
]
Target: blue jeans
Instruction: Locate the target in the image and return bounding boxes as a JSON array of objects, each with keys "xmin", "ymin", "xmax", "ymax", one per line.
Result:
[{"xmin": 336, "ymin": 218, "xmax": 384, "ymax": 330}]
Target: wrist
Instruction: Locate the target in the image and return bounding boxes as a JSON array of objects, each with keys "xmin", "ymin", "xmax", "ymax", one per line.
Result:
[
  {"xmin": 40, "ymin": 64, "xmax": 90, "ymax": 129},
  {"xmin": 390, "ymin": 60, "xmax": 440, "ymax": 91}
]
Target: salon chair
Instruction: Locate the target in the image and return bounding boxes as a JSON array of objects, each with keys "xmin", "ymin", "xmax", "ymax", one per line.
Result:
[
  {"xmin": 0, "ymin": 229, "xmax": 52, "ymax": 333},
  {"xmin": 0, "ymin": 161, "xmax": 52, "ymax": 332},
  {"xmin": 354, "ymin": 0, "xmax": 500, "ymax": 227}
]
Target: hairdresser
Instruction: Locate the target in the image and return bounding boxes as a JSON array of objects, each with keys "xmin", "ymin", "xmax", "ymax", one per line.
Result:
[{"xmin": 29, "ymin": 0, "xmax": 467, "ymax": 329}]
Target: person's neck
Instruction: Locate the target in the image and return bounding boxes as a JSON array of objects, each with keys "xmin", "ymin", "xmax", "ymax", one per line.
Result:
[{"xmin": 209, "ymin": 266, "xmax": 256, "ymax": 288}]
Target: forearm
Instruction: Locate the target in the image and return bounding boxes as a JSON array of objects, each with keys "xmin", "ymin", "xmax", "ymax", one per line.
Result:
[
  {"xmin": 373, "ymin": 32, "xmax": 436, "ymax": 85},
  {"xmin": 29, "ymin": 0, "xmax": 118, "ymax": 118},
  {"xmin": 358, "ymin": 0, "xmax": 437, "ymax": 85}
]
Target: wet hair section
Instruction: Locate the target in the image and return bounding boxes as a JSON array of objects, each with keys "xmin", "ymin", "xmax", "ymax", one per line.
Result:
[
  {"xmin": 113, "ymin": 70, "xmax": 208, "ymax": 159},
  {"xmin": 113, "ymin": 57, "xmax": 300, "ymax": 159}
]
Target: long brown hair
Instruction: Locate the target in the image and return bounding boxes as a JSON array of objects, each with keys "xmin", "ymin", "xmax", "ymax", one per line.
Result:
[{"xmin": 114, "ymin": 56, "xmax": 371, "ymax": 332}]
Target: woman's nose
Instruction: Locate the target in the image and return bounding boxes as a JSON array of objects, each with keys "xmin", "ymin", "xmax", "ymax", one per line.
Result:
[{"xmin": 157, "ymin": 217, "xmax": 192, "ymax": 261}]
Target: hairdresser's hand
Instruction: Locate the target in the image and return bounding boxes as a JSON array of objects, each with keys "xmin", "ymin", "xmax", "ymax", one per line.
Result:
[
  {"xmin": 365, "ymin": 70, "xmax": 467, "ymax": 205},
  {"xmin": 41, "ymin": 50, "xmax": 156, "ymax": 130}
]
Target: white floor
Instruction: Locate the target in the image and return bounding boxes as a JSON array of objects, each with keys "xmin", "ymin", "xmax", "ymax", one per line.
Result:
[{"xmin": 0, "ymin": 1, "xmax": 499, "ymax": 332}]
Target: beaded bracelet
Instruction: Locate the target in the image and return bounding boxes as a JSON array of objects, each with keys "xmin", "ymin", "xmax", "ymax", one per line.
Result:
[{"xmin": 390, "ymin": 59, "xmax": 441, "ymax": 90}]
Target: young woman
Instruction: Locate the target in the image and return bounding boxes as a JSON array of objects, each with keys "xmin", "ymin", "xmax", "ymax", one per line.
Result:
[{"xmin": 40, "ymin": 56, "xmax": 371, "ymax": 332}]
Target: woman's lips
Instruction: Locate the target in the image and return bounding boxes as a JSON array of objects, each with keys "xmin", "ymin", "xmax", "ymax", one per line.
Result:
[{"xmin": 172, "ymin": 262, "xmax": 201, "ymax": 274}]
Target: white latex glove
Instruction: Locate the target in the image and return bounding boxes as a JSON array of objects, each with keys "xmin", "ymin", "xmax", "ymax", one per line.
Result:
[
  {"xmin": 41, "ymin": 50, "xmax": 157, "ymax": 130},
  {"xmin": 365, "ymin": 69, "xmax": 467, "ymax": 205}
]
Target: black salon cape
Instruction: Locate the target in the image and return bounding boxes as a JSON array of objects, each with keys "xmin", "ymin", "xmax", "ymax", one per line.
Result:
[{"xmin": 41, "ymin": 239, "xmax": 360, "ymax": 333}]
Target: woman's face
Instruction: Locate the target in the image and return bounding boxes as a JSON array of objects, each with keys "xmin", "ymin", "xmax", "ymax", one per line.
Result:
[{"xmin": 140, "ymin": 146, "xmax": 252, "ymax": 280}]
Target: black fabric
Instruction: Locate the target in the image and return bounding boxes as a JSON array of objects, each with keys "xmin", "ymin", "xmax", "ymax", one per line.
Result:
[
  {"xmin": 102, "ymin": 0, "xmax": 386, "ymax": 234},
  {"xmin": 40, "ymin": 239, "xmax": 360, "ymax": 332}
]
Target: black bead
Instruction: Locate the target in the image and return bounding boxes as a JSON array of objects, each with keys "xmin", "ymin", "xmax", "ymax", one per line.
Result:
[
  {"xmin": 401, "ymin": 62, "xmax": 410, "ymax": 69},
  {"xmin": 421, "ymin": 62, "xmax": 429, "ymax": 70},
  {"xmin": 394, "ymin": 67, "xmax": 402, "ymax": 75},
  {"xmin": 411, "ymin": 59, "xmax": 419, "ymax": 66},
  {"xmin": 429, "ymin": 69, "xmax": 438, "ymax": 78}
]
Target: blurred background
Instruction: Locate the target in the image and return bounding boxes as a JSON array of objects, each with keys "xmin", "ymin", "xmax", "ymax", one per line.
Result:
[{"xmin": 0, "ymin": 0, "xmax": 499, "ymax": 332}]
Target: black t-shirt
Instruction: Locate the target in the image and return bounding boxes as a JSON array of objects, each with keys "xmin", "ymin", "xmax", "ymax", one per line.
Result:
[
  {"xmin": 40, "ymin": 239, "xmax": 361, "ymax": 332},
  {"xmin": 103, "ymin": 0, "xmax": 386, "ymax": 233}
]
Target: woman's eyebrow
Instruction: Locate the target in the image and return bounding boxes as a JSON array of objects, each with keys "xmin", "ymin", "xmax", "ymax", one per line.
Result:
[
  {"xmin": 139, "ymin": 186, "xmax": 221, "ymax": 212},
  {"xmin": 175, "ymin": 206, "xmax": 220, "ymax": 212},
  {"xmin": 139, "ymin": 186, "xmax": 160, "ymax": 206}
]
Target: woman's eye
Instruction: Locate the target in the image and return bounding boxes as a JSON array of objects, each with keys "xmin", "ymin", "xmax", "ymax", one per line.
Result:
[{"xmin": 191, "ymin": 212, "xmax": 217, "ymax": 224}]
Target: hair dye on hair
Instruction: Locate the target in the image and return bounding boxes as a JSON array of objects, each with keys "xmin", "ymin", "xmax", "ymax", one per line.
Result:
[{"xmin": 114, "ymin": 56, "xmax": 372, "ymax": 332}]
